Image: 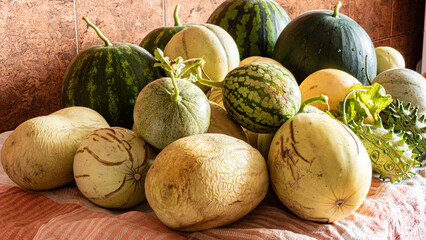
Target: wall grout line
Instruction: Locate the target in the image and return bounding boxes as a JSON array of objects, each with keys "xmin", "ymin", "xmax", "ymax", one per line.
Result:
[
  {"xmin": 163, "ymin": 0, "xmax": 166, "ymax": 26},
  {"xmin": 297, "ymin": 0, "xmax": 299, "ymax": 16},
  {"xmin": 390, "ymin": 0, "xmax": 394, "ymax": 45},
  {"xmin": 73, "ymin": 0, "xmax": 79, "ymax": 54}
]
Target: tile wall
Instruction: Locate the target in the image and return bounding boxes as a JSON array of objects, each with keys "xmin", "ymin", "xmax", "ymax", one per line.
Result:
[{"xmin": 0, "ymin": 0, "xmax": 424, "ymax": 132}]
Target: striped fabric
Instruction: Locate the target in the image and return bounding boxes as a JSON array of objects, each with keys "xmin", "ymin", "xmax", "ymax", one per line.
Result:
[{"xmin": 0, "ymin": 131, "xmax": 425, "ymax": 240}]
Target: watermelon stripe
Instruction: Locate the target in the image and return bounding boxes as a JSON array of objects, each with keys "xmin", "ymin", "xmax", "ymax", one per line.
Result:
[
  {"xmin": 153, "ymin": 30, "xmax": 166, "ymax": 47},
  {"xmin": 105, "ymin": 47, "xmax": 119, "ymax": 125},
  {"xmin": 249, "ymin": 3, "xmax": 261, "ymax": 56},
  {"xmin": 235, "ymin": 13, "xmax": 251, "ymax": 57},
  {"xmin": 207, "ymin": 0, "xmax": 290, "ymax": 60},
  {"xmin": 263, "ymin": 0, "xmax": 278, "ymax": 55},
  {"xmin": 217, "ymin": 1, "xmax": 241, "ymax": 30}
]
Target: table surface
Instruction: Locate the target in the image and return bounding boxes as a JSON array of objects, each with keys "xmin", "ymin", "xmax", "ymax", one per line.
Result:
[{"xmin": 0, "ymin": 130, "xmax": 425, "ymax": 240}]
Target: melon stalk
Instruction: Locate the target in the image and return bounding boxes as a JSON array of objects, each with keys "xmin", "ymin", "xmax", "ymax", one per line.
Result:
[
  {"xmin": 173, "ymin": 4, "xmax": 182, "ymax": 26},
  {"xmin": 333, "ymin": 1, "xmax": 342, "ymax": 18},
  {"xmin": 82, "ymin": 17, "xmax": 112, "ymax": 47},
  {"xmin": 298, "ymin": 95, "xmax": 329, "ymax": 113},
  {"xmin": 154, "ymin": 49, "xmax": 210, "ymax": 101},
  {"xmin": 195, "ymin": 67, "xmax": 223, "ymax": 88}
]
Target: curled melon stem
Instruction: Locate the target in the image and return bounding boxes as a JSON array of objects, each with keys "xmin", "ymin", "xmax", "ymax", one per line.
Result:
[
  {"xmin": 333, "ymin": 1, "xmax": 342, "ymax": 18},
  {"xmin": 176, "ymin": 58, "xmax": 205, "ymax": 78},
  {"xmin": 173, "ymin": 4, "xmax": 182, "ymax": 26},
  {"xmin": 82, "ymin": 17, "xmax": 112, "ymax": 47},
  {"xmin": 364, "ymin": 55, "xmax": 372, "ymax": 85},
  {"xmin": 342, "ymin": 88, "xmax": 369, "ymax": 125},
  {"xmin": 196, "ymin": 67, "xmax": 223, "ymax": 88},
  {"xmin": 298, "ymin": 95, "xmax": 329, "ymax": 113}
]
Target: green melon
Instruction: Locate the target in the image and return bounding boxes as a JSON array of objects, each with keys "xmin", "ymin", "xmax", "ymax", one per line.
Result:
[
  {"xmin": 62, "ymin": 17, "xmax": 164, "ymax": 129},
  {"xmin": 372, "ymin": 68, "xmax": 426, "ymax": 116},
  {"xmin": 133, "ymin": 77, "xmax": 211, "ymax": 150},
  {"xmin": 207, "ymin": 0, "xmax": 291, "ymax": 60}
]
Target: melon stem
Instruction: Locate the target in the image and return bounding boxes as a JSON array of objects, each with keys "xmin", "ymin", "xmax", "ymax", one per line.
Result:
[
  {"xmin": 196, "ymin": 67, "xmax": 223, "ymax": 88},
  {"xmin": 170, "ymin": 74, "xmax": 182, "ymax": 102},
  {"xmin": 173, "ymin": 5, "xmax": 182, "ymax": 26},
  {"xmin": 299, "ymin": 95, "xmax": 329, "ymax": 113},
  {"xmin": 364, "ymin": 55, "xmax": 372, "ymax": 85},
  {"xmin": 83, "ymin": 17, "xmax": 113, "ymax": 47},
  {"xmin": 176, "ymin": 58, "xmax": 205, "ymax": 78},
  {"xmin": 333, "ymin": 1, "xmax": 342, "ymax": 18},
  {"xmin": 134, "ymin": 173, "xmax": 142, "ymax": 181}
]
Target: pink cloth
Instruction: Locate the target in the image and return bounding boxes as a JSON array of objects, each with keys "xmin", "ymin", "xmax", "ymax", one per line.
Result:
[{"xmin": 0, "ymin": 131, "xmax": 425, "ymax": 239}]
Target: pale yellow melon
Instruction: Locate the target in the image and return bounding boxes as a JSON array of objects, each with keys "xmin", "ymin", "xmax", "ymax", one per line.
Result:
[
  {"xmin": 145, "ymin": 133, "xmax": 269, "ymax": 231},
  {"xmin": 1, "ymin": 107, "xmax": 109, "ymax": 190}
]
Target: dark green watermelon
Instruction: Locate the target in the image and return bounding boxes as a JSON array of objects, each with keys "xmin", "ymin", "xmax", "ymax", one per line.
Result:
[
  {"xmin": 62, "ymin": 17, "xmax": 164, "ymax": 129},
  {"xmin": 139, "ymin": 5, "xmax": 193, "ymax": 56},
  {"xmin": 207, "ymin": 0, "xmax": 291, "ymax": 60},
  {"xmin": 272, "ymin": 2, "xmax": 376, "ymax": 85}
]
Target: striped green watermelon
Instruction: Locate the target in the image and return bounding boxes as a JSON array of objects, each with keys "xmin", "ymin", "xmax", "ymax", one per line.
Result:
[
  {"xmin": 139, "ymin": 5, "xmax": 193, "ymax": 56},
  {"xmin": 200, "ymin": 62, "xmax": 301, "ymax": 133},
  {"xmin": 207, "ymin": 0, "xmax": 290, "ymax": 60},
  {"xmin": 62, "ymin": 17, "xmax": 164, "ymax": 129}
]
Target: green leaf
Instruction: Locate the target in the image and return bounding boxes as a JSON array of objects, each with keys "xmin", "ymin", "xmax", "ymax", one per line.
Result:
[
  {"xmin": 153, "ymin": 48, "xmax": 172, "ymax": 74},
  {"xmin": 333, "ymin": 98, "xmax": 368, "ymax": 123},
  {"xmin": 328, "ymin": 83, "xmax": 393, "ymax": 125},
  {"xmin": 153, "ymin": 48, "xmax": 204, "ymax": 83},
  {"xmin": 353, "ymin": 83, "xmax": 393, "ymax": 121},
  {"xmin": 186, "ymin": 73, "xmax": 198, "ymax": 83},
  {"xmin": 170, "ymin": 56, "xmax": 185, "ymax": 77}
]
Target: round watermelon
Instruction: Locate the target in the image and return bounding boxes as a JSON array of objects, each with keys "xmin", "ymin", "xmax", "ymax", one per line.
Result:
[
  {"xmin": 207, "ymin": 0, "xmax": 291, "ymax": 60},
  {"xmin": 272, "ymin": 2, "xmax": 376, "ymax": 85},
  {"xmin": 221, "ymin": 62, "xmax": 301, "ymax": 133},
  {"xmin": 62, "ymin": 17, "xmax": 164, "ymax": 129}
]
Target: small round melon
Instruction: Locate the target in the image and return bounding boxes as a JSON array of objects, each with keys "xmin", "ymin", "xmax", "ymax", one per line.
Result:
[
  {"xmin": 375, "ymin": 46, "xmax": 405, "ymax": 74},
  {"xmin": 299, "ymin": 69, "xmax": 362, "ymax": 111},
  {"xmin": 372, "ymin": 68, "xmax": 426, "ymax": 116},
  {"xmin": 145, "ymin": 133, "xmax": 269, "ymax": 231},
  {"xmin": 74, "ymin": 127, "xmax": 153, "ymax": 209},
  {"xmin": 133, "ymin": 77, "xmax": 211, "ymax": 149}
]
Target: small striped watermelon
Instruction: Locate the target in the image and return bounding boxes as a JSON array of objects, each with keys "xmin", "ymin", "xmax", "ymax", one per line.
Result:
[
  {"xmin": 139, "ymin": 5, "xmax": 193, "ymax": 56},
  {"xmin": 207, "ymin": 0, "xmax": 291, "ymax": 60},
  {"xmin": 221, "ymin": 62, "xmax": 301, "ymax": 133},
  {"xmin": 62, "ymin": 17, "xmax": 164, "ymax": 129}
]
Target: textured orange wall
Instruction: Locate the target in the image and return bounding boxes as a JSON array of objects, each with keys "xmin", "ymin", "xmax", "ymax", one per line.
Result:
[{"xmin": 0, "ymin": 0, "xmax": 424, "ymax": 133}]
